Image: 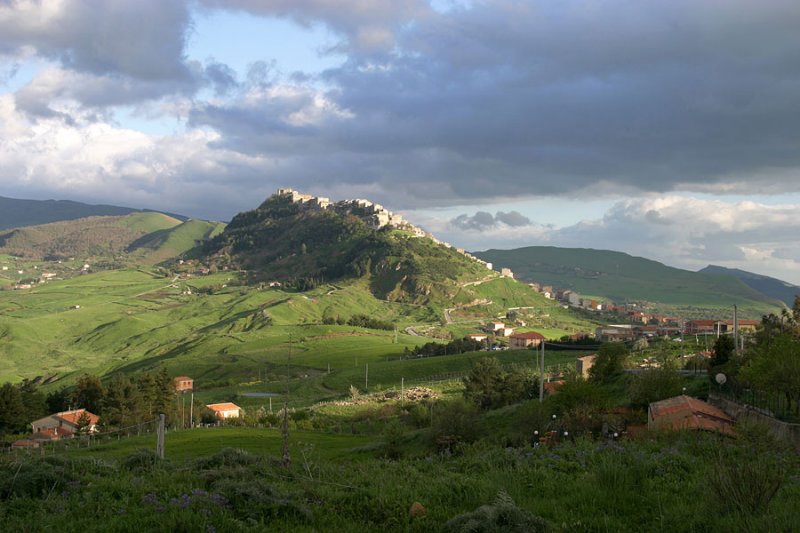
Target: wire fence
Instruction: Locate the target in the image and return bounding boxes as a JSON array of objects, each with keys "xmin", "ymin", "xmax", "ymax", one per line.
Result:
[
  {"xmin": 4, "ymin": 418, "xmax": 161, "ymax": 457},
  {"xmin": 713, "ymin": 383, "xmax": 800, "ymax": 424}
]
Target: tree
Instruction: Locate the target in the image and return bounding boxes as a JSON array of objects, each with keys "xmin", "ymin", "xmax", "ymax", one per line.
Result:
[
  {"xmin": 75, "ymin": 411, "xmax": 92, "ymax": 435},
  {"xmin": 463, "ymin": 358, "xmax": 536, "ymax": 409},
  {"xmin": 73, "ymin": 374, "xmax": 105, "ymax": 414},
  {"xmin": 152, "ymin": 368, "xmax": 175, "ymax": 418},
  {"xmin": 462, "ymin": 357, "xmax": 504, "ymax": 409},
  {"xmin": 711, "ymin": 335, "xmax": 735, "ymax": 367},
  {"xmin": 589, "ymin": 343, "xmax": 629, "ymax": 383},
  {"xmin": 18, "ymin": 379, "xmax": 46, "ymax": 423},
  {"xmin": 629, "ymin": 365, "xmax": 683, "ymax": 409},
  {"xmin": 740, "ymin": 334, "xmax": 800, "ymax": 410},
  {"xmin": 0, "ymin": 383, "xmax": 26, "ymax": 435},
  {"xmin": 46, "ymin": 387, "xmax": 71, "ymax": 413},
  {"xmin": 102, "ymin": 374, "xmax": 142, "ymax": 428}
]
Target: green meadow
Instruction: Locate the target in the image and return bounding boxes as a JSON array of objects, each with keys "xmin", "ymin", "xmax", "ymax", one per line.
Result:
[{"xmin": 0, "ymin": 266, "xmax": 599, "ymax": 407}]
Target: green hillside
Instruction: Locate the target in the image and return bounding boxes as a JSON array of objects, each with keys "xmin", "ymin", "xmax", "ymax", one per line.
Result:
[
  {"xmin": 0, "ymin": 270, "xmax": 590, "ymax": 402},
  {"xmin": 0, "ymin": 194, "xmax": 599, "ymax": 407},
  {"xmin": 127, "ymin": 219, "xmax": 227, "ymax": 264},
  {"xmin": 0, "ymin": 212, "xmax": 182, "ymax": 260},
  {"xmin": 199, "ymin": 193, "xmax": 498, "ymax": 306},
  {"xmin": 700, "ymin": 265, "xmax": 800, "ymax": 307},
  {"xmin": 0, "ymin": 196, "xmax": 139, "ymax": 230},
  {"xmin": 474, "ymin": 246, "xmax": 783, "ymax": 318}
]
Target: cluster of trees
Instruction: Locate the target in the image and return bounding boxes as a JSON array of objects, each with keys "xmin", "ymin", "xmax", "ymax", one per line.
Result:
[
  {"xmin": 322, "ymin": 310, "xmax": 395, "ymax": 331},
  {"xmin": 406, "ymin": 337, "xmax": 484, "ymax": 358},
  {"xmin": 0, "ymin": 380, "xmax": 47, "ymax": 436},
  {"xmin": 0, "ymin": 370, "xmax": 183, "ymax": 437},
  {"xmin": 730, "ymin": 302, "xmax": 800, "ymax": 412},
  {"xmin": 462, "ymin": 357, "xmax": 537, "ymax": 409}
]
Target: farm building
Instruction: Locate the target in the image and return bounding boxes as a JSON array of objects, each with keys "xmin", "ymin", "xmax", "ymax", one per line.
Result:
[
  {"xmin": 648, "ymin": 395, "xmax": 734, "ymax": 435},
  {"xmin": 576, "ymin": 354, "xmax": 597, "ymax": 379},
  {"xmin": 206, "ymin": 402, "xmax": 243, "ymax": 420},
  {"xmin": 173, "ymin": 376, "xmax": 194, "ymax": 392},
  {"xmin": 30, "ymin": 409, "xmax": 99, "ymax": 435},
  {"xmin": 509, "ymin": 331, "xmax": 545, "ymax": 349}
]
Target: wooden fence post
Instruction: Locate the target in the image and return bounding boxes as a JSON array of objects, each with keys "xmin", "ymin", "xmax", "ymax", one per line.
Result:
[{"xmin": 156, "ymin": 414, "xmax": 165, "ymax": 459}]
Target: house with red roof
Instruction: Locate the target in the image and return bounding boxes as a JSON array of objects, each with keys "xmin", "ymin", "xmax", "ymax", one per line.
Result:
[
  {"xmin": 30, "ymin": 408, "xmax": 99, "ymax": 435},
  {"xmin": 509, "ymin": 331, "xmax": 545, "ymax": 349},
  {"xmin": 648, "ymin": 395, "xmax": 734, "ymax": 435},
  {"xmin": 206, "ymin": 402, "xmax": 243, "ymax": 420},
  {"xmin": 173, "ymin": 376, "xmax": 194, "ymax": 392}
]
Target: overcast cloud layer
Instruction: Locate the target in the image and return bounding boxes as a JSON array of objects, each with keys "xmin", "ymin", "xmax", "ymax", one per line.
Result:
[{"xmin": 1, "ymin": 1, "xmax": 799, "ymax": 282}]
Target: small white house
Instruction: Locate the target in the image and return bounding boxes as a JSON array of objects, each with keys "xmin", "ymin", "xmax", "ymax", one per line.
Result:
[{"xmin": 206, "ymin": 402, "xmax": 242, "ymax": 420}]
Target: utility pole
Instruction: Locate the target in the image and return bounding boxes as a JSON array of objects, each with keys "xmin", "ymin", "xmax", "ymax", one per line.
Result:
[
  {"xmin": 189, "ymin": 391, "xmax": 194, "ymax": 428},
  {"xmin": 539, "ymin": 340, "xmax": 545, "ymax": 403},
  {"xmin": 365, "ymin": 363, "xmax": 369, "ymax": 392},
  {"xmin": 733, "ymin": 304, "xmax": 739, "ymax": 355},
  {"xmin": 680, "ymin": 318, "xmax": 685, "ymax": 370},
  {"xmin": 282, "ymin": 336, "xmax": 291, "ymax": 469},
  {"xmin": 156, "ymin": 413, "xmax": 165, "ymax": 459}
]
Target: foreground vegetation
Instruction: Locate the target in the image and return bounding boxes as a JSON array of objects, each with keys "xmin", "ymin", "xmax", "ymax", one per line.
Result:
[{"xmin": 2, "ymin": 415, "xmax": 798, "ymax": 532}]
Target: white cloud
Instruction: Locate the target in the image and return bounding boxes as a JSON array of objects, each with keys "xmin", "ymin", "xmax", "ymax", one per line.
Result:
[{"xmin": 436, "ymin": 195, "xmax": 800, "ymax": 284}]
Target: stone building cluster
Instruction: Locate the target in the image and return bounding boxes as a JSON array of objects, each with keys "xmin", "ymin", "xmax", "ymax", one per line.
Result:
[{"xmin": 276, "ymin": 188, "xmax": 494, "ymax": 270}]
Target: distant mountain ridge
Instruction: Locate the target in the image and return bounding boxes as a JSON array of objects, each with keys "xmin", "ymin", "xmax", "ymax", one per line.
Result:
[
  {"xmin": 0, "ymin": 212, "xmax": 226, "ymax": 265},
  {"xmin": 473, "ymin": 246, "xmax": 783, "ymax": 318},
  {"xmin": 0, "ymin": 195, "xmax": 187, "ymax": 231},
  {"xmin": 699, "ymin": 265, "xmax": 800, "ymax": 307}
]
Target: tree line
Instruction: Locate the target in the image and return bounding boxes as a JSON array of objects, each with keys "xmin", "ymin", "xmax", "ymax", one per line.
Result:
[{"xmin": 0, "ymin": 369, "xmax": 183, "ymax": 437}]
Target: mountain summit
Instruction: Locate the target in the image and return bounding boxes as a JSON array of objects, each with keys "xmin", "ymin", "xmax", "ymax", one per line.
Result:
[{"xmin": 197, "ymin": 189, "xmax": 494, "ymax": 303}]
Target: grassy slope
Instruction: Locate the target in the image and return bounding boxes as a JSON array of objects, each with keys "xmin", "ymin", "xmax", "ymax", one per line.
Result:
[
  {"xmin": 700, "ymin": 264, "xmax": 800, "ymax": 307},
  {"xmin": 0, "ymin": 266, "xmax": 598, "ymax": 409},
  {"xmin": 476, "ymin": 246, "xmax": 783, "ymax": 317},
  {"xmin": 0, "ymin": 195, "xmax": 139, "ymax": 230},
  {"xmin": 0, "ymin": 212, "xmax": 182, "ymax": 260},
  {"xmin": 127, "ymin": 219, "xmax": 227, "ymax": 264}
]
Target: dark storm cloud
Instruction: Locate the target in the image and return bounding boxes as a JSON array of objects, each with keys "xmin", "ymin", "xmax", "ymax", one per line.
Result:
[
  {"xmin": 187, "ymin": 0, "xmax": 800, "ymax": 207},
  {"xmin": 197, "ymin": 0, "xmax": 432, "ymax": 53},
  {"xmin": 0, "ymin": 1, "xmax": 193, "ymax": 81},
  {"xmin": 0, "ymin": 1, "xmax": 238, "ymax": 116}
]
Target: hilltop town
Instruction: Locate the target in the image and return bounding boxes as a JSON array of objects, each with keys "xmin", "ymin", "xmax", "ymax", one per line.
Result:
[{"xmin": 276, "ymin": 188, "xmax": 494, "ymax": 271}]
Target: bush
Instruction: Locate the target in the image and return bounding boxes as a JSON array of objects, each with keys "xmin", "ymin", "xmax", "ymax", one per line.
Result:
[
  {"xmin": 121, "ymin": 449, "xmax": 164, "ymax": 472},
  {"xmin": 442, "ymin": 491, "xmax": 550, "ymax": 532},
  {"xmin": 212, "ymin": 478, "xmax": 312, "ymax": 522},
  {"xmin": 0, "ymin": 460, "xmax": 71, "ymax": 500},
  {"xmin": 709, "ymin": 452, "xmax": 784, "ymax": 518},
  {"xmin": 194, "ymin": 447, "xmax": 261, "ymax": 469},
  {"xmin": 381, "ymin": 419, "xmax": 406, "ymax": 460},
  {"xmin": 629, "ymin": 367, "xmax": 683, "ymax": 409},
  {"xmin": 463, "ymin": 358, "xmax": 536, "ymax": 410},
  {"xmin": 589, "ymin": 343, "xmax": 629, "ymax": 383},
  {"xmin": 431, "ymin": 398, "xmax": 480, "ymax": 453}
]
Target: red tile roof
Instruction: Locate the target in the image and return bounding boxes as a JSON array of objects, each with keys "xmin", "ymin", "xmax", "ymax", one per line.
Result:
[
  {"xmin": 206, "ymin": 402, "xmax": 241, "ymax": 412},
  {"xmin": 543, "ymin": 380, "xmax": 565, "ymax": 395},
  {"xmin": 649, "ymin": 395, "xmax": 734, "ymax": 434},
  {"xmin": 510, "ymin": 332, "xmax": 545, "ymax": 340},
  {"xmin": 56, "ymin": 409, "xmax": 99, "ymax": 426}
]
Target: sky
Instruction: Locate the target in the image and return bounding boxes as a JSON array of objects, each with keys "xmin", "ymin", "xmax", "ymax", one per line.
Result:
[{"xmin": 1, "ymin": 1, "xmax": 800, "ymax": 284}]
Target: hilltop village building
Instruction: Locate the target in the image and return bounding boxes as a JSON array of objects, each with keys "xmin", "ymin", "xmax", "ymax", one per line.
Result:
[{"xmin": 276, "ymin": 188, "xmax": 494, "ymax": 271}]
